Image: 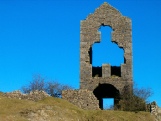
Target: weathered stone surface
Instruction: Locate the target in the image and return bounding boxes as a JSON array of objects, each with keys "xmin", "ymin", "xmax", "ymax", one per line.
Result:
[
  {"xmin": 80, "ymin": 2, "xmax": 132, "ymax": 86},
  {"xmin": 147, "ymin": 101, "xmax": 161, "ymax": 121},
  {"xmin": 3, "ymin": 90, "xmax": 50, "ymax": 101},
  {"xmin": 63, "ymin": 2, "xmax": 133, "ymax": 110},
  {"xmin": 62, "ymin": 89, "xmax": 99, "ymax": 110}
]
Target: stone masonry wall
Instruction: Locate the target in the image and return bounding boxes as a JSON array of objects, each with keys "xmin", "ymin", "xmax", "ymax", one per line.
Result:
[
  {"xmin": 62, "ymin": 2, "xmax": 133, "ymax": 110},
  {"xmin": 147, "ymin": 101, "xmax": 161, "ymax": 121},
  {"xmin": 3, "ymin": 90, "xmax": 50, "ymax": 101},
  {"xmin": 80, "ymin": 2, "xmax": 133, "ymax": 91},
  {"xmin": 62, "ymin": 89, "xmax": 99, "ymax": 110}
]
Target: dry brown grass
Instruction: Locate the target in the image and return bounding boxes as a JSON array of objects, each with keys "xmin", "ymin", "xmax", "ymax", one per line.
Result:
[{"xmin": 0, "ymin": 93, "xmax": 155, "ymax": 121}]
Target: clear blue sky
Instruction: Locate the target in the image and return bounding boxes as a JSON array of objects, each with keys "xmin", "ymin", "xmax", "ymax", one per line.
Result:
[{"xmin": 0, "ymin": 0, "xmax": 161, "ymax": 107}]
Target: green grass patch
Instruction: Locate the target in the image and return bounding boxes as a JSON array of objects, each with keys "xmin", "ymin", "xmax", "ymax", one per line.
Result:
[{"xmin": 0, "ymin": 94, "xmax": 155, "ymax": 121}]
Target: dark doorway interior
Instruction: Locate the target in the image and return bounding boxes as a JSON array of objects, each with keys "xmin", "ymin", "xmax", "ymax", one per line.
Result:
[{"xmin": 93, "ymin": 83, "xmax": 120, "ymax": 110}]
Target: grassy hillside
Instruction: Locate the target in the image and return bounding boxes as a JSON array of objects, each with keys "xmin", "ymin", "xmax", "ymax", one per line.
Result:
[{"xmin": 0, "ymin": 92, "xmax": 155, "ymax": 121}]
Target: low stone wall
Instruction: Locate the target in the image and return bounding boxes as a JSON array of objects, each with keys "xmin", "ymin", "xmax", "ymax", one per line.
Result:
[
  {"xmin": 147, "ymin": 101, "xmax": 161, "ymax": 121},
  {"xmin": 3, "ymin": 90, "xmax": 50, "ymax": 101},
  {"xmin": 62, "ymin": 89, "xmax": 100, "ymax": 110}
]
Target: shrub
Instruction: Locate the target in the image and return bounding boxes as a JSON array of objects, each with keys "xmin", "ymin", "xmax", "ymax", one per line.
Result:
[
  {"xmin": 45, "ymin": 81, "xmax": 72, "ymax": 98},
  {"xmin": 116, "ymin": 84, "xmax": 152, "ymax": 112},
  {"xmin": 21, "ymin": 74, "xmax": 72, "ymax": 98},
  {"xmin": 21, "ymin": 74, "xmax": 45, "ymax": 94}
]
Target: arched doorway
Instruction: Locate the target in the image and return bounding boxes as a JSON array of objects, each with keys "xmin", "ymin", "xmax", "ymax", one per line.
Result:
[{"xmin": 93, "ymin": 83, "xmax": 120, "ymax": 110}]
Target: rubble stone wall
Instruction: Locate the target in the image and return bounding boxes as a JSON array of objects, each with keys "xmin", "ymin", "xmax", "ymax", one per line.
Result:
[
  {"xmin": 3, "ymin": 90, "xmax": 50, "ymax": 101},
  {"xmin": 62, "ymin": 89, "xmax": 99, "ymax": 110},
  {"xmin": 147, "ymin": 101, "xmax": 161, "ymax": 121}
]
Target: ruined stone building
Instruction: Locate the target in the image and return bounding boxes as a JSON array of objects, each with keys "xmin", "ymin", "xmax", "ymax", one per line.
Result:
[{"xmin": 62, "ymin": 2, "xmax": 133, "ymax": 110}]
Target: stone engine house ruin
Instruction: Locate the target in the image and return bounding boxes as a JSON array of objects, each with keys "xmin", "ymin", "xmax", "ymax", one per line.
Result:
[{"xmin": 62, "ymin": 2, "xmax": 133, "ymax": 110}]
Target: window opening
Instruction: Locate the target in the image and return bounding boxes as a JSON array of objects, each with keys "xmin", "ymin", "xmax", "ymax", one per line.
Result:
[
  {"xmin": 103, "ymin": 98, "xmax": 114, "ymax": 110},
  {"xmin": 92, "ymin": 25, "xmax": 124, "ymax": 77}
]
